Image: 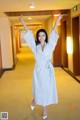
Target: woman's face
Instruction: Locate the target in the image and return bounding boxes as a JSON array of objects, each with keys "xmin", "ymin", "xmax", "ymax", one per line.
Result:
[{"xmin": 38, "ymin": 32, "xmax": 46, "ymax": 44}]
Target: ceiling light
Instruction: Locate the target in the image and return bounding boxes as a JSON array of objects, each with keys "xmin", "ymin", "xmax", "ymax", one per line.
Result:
[
  {"xmin": 29, "ymin": 3, "xmax": 35, "ymax": 9},
  {"xmin": 28, "ymin": 17, "xmax": 32, "ymax": 20},
  {"xmin": 53, "ymin": 14, "xmax": 59, "ymax": 16}
]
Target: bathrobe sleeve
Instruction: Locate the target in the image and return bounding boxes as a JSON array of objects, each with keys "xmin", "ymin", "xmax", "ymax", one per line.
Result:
[
  {"xmin": 48, "ymin": 30, "xmax": 59, "ymax": 53},
  {"xmin": 23, "ymin": 30, "xmax": 36, "ymax": 53}
]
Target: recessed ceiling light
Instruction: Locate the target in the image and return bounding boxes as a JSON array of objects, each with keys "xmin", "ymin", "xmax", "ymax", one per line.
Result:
[
  {"xmin": 53, "ymin": 14, "xmax": 59, "ymax": 16},
  {"xmin": 28, "ymin": 17, "xmax": 32, "ymax": 20},
  {"xmin": 29, "ymin": 3, "xmax": 35, "ymax": 9}
]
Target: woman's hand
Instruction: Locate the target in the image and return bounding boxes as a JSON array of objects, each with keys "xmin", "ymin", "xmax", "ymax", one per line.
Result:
[
  {"xmin": 56, "ymin": 14, "xmax": 63, "ymax": 22},
  {"xmin": 53, "ymin": 14, "xmax": 63, "ymax": 31}
]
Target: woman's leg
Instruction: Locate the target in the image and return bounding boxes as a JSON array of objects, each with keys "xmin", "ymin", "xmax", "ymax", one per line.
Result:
[
  {"xmin": 31, "ymin": 98, "xmax": 35, "ymax": 106},
  {"xmin": 31, "ymin": 98, "xmax": 35, "ymax": 110},
  {"xmin": 43, "ymin": 106, "xmax": 47, "ymax": 116}
]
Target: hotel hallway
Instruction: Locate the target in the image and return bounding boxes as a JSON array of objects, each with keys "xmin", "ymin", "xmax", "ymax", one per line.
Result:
[{"xmin": 0, "ymin": 46, "xmax": 80, "ymax": 120}]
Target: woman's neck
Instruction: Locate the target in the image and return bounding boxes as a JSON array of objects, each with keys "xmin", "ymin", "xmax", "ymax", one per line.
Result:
[
  {"xmin": 40, "ymin": 42, "xmax": 45, "ymax": 47},
  {"xmin": 40, "ymin": 42, "xmax": 45, "ymax": 51}
]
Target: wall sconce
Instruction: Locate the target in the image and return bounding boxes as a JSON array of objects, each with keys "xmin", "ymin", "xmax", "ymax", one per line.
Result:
[{"xmin": 67, "ymin": 37, "xmax": 73, "ymax": 54}]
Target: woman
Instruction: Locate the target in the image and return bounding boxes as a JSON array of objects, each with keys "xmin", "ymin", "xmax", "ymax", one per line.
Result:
[{"xmin": 19, "ymin": 14, "xmax": 63, "ymax": 119}]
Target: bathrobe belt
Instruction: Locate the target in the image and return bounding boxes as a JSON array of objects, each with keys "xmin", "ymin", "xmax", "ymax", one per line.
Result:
[{"xmin": 35, "ymin": 60, "xmax": 53, "ymax": 74}]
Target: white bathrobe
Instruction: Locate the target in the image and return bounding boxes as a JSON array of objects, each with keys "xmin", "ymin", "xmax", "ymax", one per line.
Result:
[{"xmin": 23, "ymin": 29, "xmax": 59, "ymax": 106}]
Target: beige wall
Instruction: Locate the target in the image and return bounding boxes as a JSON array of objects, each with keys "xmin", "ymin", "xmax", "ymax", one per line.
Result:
[
  {"xmin": 0, "ymin": 17, "xmax": 13, "ymax": 69},
  {"xmin": 42, "ymin": 15, "xmax": 53, "ymax": 36},
  {"xmin": 42, "ymin": 15, "xmax": 53, "ymax": 63}
]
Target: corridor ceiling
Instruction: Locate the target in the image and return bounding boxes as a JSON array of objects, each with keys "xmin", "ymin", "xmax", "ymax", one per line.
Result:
[
  {"xmin": 0, "ymin": 0, "xmax": 80, "ymax": 12},
  {"xmin": 0, "ymin": 0, "xmax": 80, "ymax": 28}
]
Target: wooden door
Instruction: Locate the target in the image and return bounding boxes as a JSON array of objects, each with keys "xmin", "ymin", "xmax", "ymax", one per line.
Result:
[
  {"xmin": 72, "ymin": 16, "xmax": 80, "ymax": 75},
  {"xmin": 53, "ymin": 25, "xmax": 62, "ymax": 67},
  {"xmin": 61, "ymin": 21, "xmax": 68, "ymax": 68}
]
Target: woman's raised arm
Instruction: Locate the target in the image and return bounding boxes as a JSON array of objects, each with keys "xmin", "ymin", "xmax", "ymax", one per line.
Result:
[
  {"xmin": 19, "ymin": 16, "xmax": 28, "ymax": 32},
  {"xmin": 52, "ymin": 14, "xmax": 63, "ymax": 32},
  {"xmin": 19, "ymin": 16, "xmax": 36, "ymax": 53},
  {"xmin": 48, "ymin": 14, "xmax": 63, "ymax": 53}
]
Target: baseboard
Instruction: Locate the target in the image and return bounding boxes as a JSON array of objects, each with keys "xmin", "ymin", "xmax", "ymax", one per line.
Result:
[
  {"xmin": 0, "ymin": 60, "xmax": 18, "ymax": 78},
  {"xmin": 0, "ymin": 69, "xmax": 5, "ymax": 78},
  {"xmin": 3, "ymin": 63, "xmax": 16, "ymax": 71},
  {"xmin": 61, "ymin": 67, "xmax": 80, "ymax": 84}
]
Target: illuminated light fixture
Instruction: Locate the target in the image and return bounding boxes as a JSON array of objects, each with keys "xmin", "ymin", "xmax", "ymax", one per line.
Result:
[
  {"xmin": 28, "ymin": 17, "xmax": 32, "ymax": 20},
  {"xmin": 29, "ymin": 3, "xmax": 35, "ymax": 8},
  {"xmin": 53, "ymin": 14, "xmax": 59, "ymax": 16},
  {"xmin": 73, "ymin": 6, "xmax": 77, "ymax": 11},
  {"xmin": 67, "ymin": 37, "xmax": 73, "ymax": 54}
]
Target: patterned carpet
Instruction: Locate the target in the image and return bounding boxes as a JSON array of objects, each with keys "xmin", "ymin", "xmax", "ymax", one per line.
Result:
[{"xmin": 0, "ymin": 45, "xmax": 80, "ymax": 120}]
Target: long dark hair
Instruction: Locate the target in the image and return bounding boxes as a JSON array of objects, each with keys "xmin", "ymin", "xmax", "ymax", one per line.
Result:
[{"xmin": 36, "ymin": 29, "xmax": 48, "ymax": 45}]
